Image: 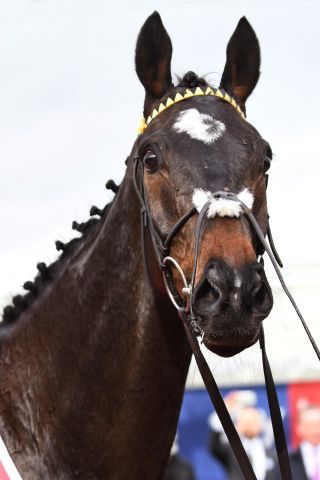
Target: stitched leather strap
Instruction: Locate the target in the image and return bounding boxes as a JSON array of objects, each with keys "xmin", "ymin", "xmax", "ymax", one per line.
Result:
[
  {"xmin": 179, "ymin": 309, "xmax": 258, "ymax": 480},
  {"xmin": 259, "ymin": 328, "xmax": 292, "ymax": 480},
  {"xmin": 132, "ymin": 157, "xmax": 319, "ymax": 480}
]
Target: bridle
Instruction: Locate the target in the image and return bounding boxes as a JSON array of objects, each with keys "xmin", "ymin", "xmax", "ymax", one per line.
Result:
[{"xmin": 132, "ymin": 88, "xmax": 320, "ymax": 480}]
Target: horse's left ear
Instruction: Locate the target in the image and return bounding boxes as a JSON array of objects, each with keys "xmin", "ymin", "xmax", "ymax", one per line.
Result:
[
  {"xmin": 220, "ymin": 17, "xmax": 260, "ymax": 110},
  {"xmin": 135, "ymin": 12, "xmax": 173, "ymax": 114}
]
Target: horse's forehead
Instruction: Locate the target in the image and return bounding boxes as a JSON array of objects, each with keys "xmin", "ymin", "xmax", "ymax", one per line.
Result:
[
  {"xmin": 163, "ymin": 102, "xmax": 250, "ymax": 164},
  {"xmin": 164, "ymin": 98, "xmax": 257, "ymax": 148},
  {"xmin": 172, "ymin": 107, "xmax": 226, "ymax": 145},
  {"xmin": 154, "ymin": 101, "xmax": 262, "ymax": 193}
]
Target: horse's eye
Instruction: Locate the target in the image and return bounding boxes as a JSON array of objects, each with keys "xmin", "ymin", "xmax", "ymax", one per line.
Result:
[
  {"xmin": 143, "ymin": 150, "xmax": 158, "ymax": 172},
  {"xmin": 263, "ymin": 146, "xmax": 272, "ymax": 172},
  {"xmin": 263, "ymin": 155, "xmax": 271, "ymax": 172}
]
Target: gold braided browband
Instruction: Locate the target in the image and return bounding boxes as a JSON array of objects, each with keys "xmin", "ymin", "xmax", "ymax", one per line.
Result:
[{"xmin": 138, "ymin": 86, "xmax": 245, "ymax": 135}]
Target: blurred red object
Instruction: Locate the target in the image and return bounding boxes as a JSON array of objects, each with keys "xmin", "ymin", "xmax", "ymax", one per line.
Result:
[
  {"xmin": 0, "ymin": 461, "xmax": 10, "ymax": 480},
  {"xmin": 288, "ymin": 381, "xmax": 320, "ymax": 448}
]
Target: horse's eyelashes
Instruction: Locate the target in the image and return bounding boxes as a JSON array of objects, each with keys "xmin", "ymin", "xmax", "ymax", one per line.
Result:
[
  {"xmin": 266, "ymin": 145, "xmax": 273, "ymax": 159},
  {"xmin": 263, "ymin": 157, "xmax": 271, "ymax": 172},
  {"xmin": 143, "ymin": 149, "xmax": 159, "ymax": 173},
  {"xmin": 263, "ymin": 145, "xmax": 272, "ymax": 172}
]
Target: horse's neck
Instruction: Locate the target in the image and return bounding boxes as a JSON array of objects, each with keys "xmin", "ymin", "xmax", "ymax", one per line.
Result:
[{"xmin": 0, "ymin": 166, "xmax": 191, "ymax": 479}]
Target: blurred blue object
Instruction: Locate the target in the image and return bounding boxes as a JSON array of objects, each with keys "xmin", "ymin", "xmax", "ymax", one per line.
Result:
[{"xmin": 178, "ymin": 385, "xmax": 289, "ymax": 480}]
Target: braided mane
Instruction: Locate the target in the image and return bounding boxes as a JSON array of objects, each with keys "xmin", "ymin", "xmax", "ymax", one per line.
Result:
[
  {"xmin": 1, "ymin": 179, "xmax": 119, "ymax": 325},
  {"xmin": 1, "ymin": 72, "xmax": 208, "ymax": 326}
]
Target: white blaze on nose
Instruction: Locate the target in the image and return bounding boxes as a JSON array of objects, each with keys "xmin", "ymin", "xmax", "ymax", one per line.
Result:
[
  {"xmin": 192, "ymin": 188, "xmax": 254, "ymax": 218},
  {"xmin": 234, "ymin": 274, "xmax": 242, "ymax": 288},
  {"xmin": 173, "ymin": 108, "xmax": 226, "ymax": 144}
]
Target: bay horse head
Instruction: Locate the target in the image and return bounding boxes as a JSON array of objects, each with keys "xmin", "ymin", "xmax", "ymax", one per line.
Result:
[{"xmin": 133, "ymin": 12, "xmax": 273, "ymax": 358}]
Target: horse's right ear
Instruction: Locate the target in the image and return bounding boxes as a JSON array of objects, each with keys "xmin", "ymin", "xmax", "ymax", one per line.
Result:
[{"xmin": 135, "ymin": 12, "xmax": 173, "ymax": 113}]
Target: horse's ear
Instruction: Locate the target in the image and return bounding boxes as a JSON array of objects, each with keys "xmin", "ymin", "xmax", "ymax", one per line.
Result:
[
  {"xmin": 135, "ymin": 12, "xmax": 173, "ymax": 113},
  {"xmin": 220, "ymin": 17, "xmax": 260, "ymax": 110}
]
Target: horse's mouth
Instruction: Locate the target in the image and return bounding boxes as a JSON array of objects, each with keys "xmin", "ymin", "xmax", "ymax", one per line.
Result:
[
  {"xmin": 202, "ymin": 334, "xmax": 259, "ymax": 357},
  {"xmin": 209, "ymin": 344, "xmax": 246, "ymax": 357},
  {"xmin": 197, "ymin": 318, "xmax": 262, "ymax": 357},
  {"xmin": 192, "ymin": 260, "xmax": 273, "ymax": 357}
]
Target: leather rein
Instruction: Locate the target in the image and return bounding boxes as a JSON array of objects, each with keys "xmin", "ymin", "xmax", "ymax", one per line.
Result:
[{"xmin": 132, "ymin": 155, "xmax": 320, "ymax": 480}]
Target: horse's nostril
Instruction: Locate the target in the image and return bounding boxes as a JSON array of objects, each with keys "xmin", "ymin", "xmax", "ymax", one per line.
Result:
[
  {"xmin": 194, "ymin": 260, "xmax": 273, "ymax": 319},
  {"xmin": 252, "ymin": 282, "xmax": 265, "ymax": 303},
  {"xmin": 208, "ymin": 282, "xmax": 221, "ymax": 302},
  {"xmin": 196, "ymin": 278, "xmax": 221, "ymax": 303},
  {"xmin": 251, "ymin": 280, "xmax": 272, "ymax": 315},
  {"xmin": 193, "ymin": 264, "xmax": 227, "ymax": 313},
  {"xmin": 206, "ymin": 264, "xmax": 225, "ymax": 289}
]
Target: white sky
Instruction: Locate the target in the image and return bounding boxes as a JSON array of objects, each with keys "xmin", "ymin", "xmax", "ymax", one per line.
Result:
[{"xmin": 0, "ymin": 0, "xmax": 319, "ymax": 383}]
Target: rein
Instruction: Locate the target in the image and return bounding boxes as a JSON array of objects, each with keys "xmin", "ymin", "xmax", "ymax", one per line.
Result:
[{"xmin": 132, "ymin": 155, "xmax": 320, "ymax": 480}]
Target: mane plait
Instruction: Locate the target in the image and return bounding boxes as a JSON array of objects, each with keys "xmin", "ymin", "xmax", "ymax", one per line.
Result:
[{"xmin": 1, "ymin": 179, "xmax": 120, "ymax": 326}]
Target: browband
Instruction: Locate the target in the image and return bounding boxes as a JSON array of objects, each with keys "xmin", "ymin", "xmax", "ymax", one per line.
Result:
[{"xmin": 137, "ymin": 86, "xmax": 245, "ymax": 135}]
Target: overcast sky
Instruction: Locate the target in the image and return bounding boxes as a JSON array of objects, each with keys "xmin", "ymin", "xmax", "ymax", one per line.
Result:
[{"xmin": 0, "ymin": 0, "xmax": 319, "ymax": 383}]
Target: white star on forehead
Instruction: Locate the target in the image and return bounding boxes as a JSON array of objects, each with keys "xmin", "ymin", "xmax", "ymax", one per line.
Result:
[{"xmin": 173, "ymin": 108, "xmax": 226, "ymax": 144}]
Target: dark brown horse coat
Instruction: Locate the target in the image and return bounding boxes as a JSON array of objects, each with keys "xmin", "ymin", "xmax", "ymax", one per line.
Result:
[{"xmin": 0, "ymin": 12, "xmax": 275, "ymax": 480}]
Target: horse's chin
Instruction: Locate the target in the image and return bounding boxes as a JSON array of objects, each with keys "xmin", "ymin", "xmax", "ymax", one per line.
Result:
[
  {"xmin": 201, "ymin": 327, "xmax": 260, "ymax": 358},
  {"xmin": 203, "ymin": 341, "xmax": 249, "ymax": 358}
]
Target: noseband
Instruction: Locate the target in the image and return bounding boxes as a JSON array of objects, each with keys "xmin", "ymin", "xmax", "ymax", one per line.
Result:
[{"xmin": 133, "ymin": 153, "xmax": 320, "ymax": 480}]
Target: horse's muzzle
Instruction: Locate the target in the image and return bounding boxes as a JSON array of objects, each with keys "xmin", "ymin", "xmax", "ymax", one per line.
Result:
[{"xmin": 193, "ymin": 259, "xmax": 273, "ymax": 356}]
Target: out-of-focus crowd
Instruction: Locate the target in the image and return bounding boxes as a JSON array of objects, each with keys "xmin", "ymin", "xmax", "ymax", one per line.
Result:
[{"xmin": 165, "ymin": 390, "xmax": 320, "ymax": 480}]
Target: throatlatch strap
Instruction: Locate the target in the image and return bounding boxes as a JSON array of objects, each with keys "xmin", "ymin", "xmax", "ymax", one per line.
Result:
[
  {"xmin": 179, "ymin": 310, "xmax": 258, "ymax": 480},
  {"xmin": 259, "ymin": 328, "xmax": 292, "ymax": 480}
]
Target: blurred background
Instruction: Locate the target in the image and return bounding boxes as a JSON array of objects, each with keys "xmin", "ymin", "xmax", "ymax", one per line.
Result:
[{"xmin": 0, "ymin": 1, "xmax": 319, "ymax": 479}]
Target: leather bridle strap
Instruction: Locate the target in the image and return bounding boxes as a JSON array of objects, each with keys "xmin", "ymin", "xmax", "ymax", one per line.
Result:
[
  {"xmin": 132, "ymin": 158, "xmax": 319, "ymax": 480},
  {"xmin": 189, "ymin": 200, "xmax": 211, "ymax": 324},
  {"xmin": 178, "ymin": 307, "xmax": 258, "ymax": 480},
  {"xmin": 133, "ymin": 157, "xmax": 197, "ymax": 302},
  {"xmin": 132, "ymin": 158, "xmax": 289, "ymax": 479},
  {"xmin": 259, "ymin": 328, "xmax": 292, "ymax": 480},
  {"xmin": 133, "ymin": 160, "xmax": 268, "ymax": 479},
  {"xmin": 182, "ymin": 304, "xmax": 291, "ymax": 480},
  {"xmin": 133, "ymin": 158, "xmax": 197, "ymax": 260},
  {"xmin": 265, "ymin": 174, "xmax": 283, "ymax": 268},
  {"xmin": 185, "ymin": 198, "xmax": 292, "ymax": 480},
  {"xmin": 235, "ymin": 195, "xmax": 320, "ymax": 362}
]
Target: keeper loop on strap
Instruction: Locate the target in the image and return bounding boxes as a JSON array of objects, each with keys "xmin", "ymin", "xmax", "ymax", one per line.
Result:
[{"xmin": 142, "ymin": 208, "xmax": 148, "ymax": 228}]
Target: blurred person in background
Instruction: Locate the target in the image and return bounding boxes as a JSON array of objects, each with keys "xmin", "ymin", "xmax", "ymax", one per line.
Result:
[
  {"xmin": 273, "ymin": 404, "xmax": 320, "ymax": 480},
  {"xmin": 208, "ymin": 391, "xmax": 275, "ymax": 480},
  {"xmin": 164, "ymin": 433, "xmax": 196, "ymax": 480}
]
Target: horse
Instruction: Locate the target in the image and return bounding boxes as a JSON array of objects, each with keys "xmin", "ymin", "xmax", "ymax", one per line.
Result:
[{"xmin": 0, "ymin": 11, "xmax": 275, "ymax": 479}]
